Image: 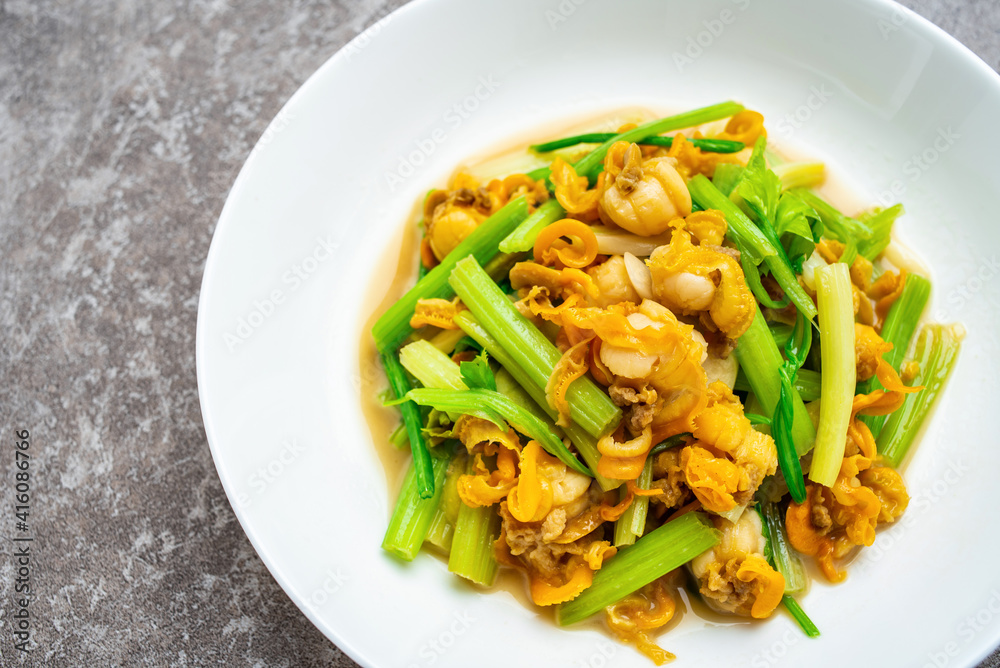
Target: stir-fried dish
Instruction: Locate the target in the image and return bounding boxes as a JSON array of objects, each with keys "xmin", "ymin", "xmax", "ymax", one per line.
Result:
[{"xmin": 367, "ymin": 101, "xmax": 962, "ymax": 663}]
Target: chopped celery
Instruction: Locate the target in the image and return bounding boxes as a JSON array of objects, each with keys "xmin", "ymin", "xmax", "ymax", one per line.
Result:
[
  {"xmin": 455, "ymin": 311, "xmax": 618, "ymax": 491},
  {"xmin": 399, "ymin": 339, "xmax": 466, "ymax": 391},
  {"xmin": 808, "ymin": 263, "xmax": 856, "ymax": 487},
  {"xmin": 861, "ymin": 273, "xmax": 931, "ymax": 438},
  {"xmin": 580, "ymin": 102, "xmax": 745, "ymax": 179},
  {"xmin": 499, "ymin": 199, "xmax": 565, "ymax": 253},
  {"xmin": 734, "ymin": 307, "xmax": 816, "ymax": 456},
  {"xmin": 389, "ymin": 422, "xmax": 409, "ymax": 449},
  {"xmin": 758, "ymin": 502, "xmax": 819, "ymax": 637},
  {"xmin": 425, "ymin": 454, "xmax": 465, "ymax": 553},
  {"xmin": 382, "ymin": 451, "xmax": 452, "ymax": 560},
  {"xmin": 557, "ymin": 513, "xmax": 720, "ymax": 625},
  {"xmin": 459, "ymin": 350, "xmax": 496, "ymax": 391},
  {"xmin": 403, "ymin": 387, "xmax": 590, "ymax": 476},
  {"xmin": 371, "ymin": 197, "xmax": 528, "ymax": 352},
  {"xmin": 770, "ymin": 323, "xmax": 794, "ymax": 350},
  {"xmin": 688, "ymin": 176, "xmax": 817, "ymax": 320},
  {"xmin": 735, "ymin": 368, "xmax": 820, "ymax": 402},
  {"xmin": 483, "ymin": 251, "xmax": 524, "ymax": 285},
  {"xmin": 857, "ymin": 204, "xmax": 904, "ymax": 261},
  {"xmin": 449, "ymin": 256, "xmax": 621, "ymax": 439},
  {"xmin": 879, "ymin": 324, "xmax": 963, "ymax": 467},
  {"xmin": 448, "ymin": 455, "xmax": 502, "ymax": 586},
  {"xmin": 760, "ymin": 501, "xmax": 807, "ymax": 594},
  {"xmin": 427, "ymin": 327, "xmax": 467, "ymax": 354},
  {"xmin": 772, "ymin": 162, "xmax": 825, "ymax": 190},
  {"xmin": 614, "ymin": 457, "xmax": 653, "ymax": 547}
]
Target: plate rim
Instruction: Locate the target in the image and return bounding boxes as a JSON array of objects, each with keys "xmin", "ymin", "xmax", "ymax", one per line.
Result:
[{"xmin": 195, "ymin": 1, "xmax": 1000, "ymax": 666}]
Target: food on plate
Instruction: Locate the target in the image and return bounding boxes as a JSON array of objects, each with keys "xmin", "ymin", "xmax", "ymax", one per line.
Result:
[{"xmin": 366, "ymin": 101, "xmax": 962, "ymax": 664}]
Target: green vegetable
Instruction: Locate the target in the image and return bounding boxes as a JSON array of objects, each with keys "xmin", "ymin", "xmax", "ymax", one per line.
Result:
[
  {"xmin": 425, "ymin": 454, "xmax": 464, "ymax": 552},
  {"xmin": 614, "ymin": 457, "xmax": 653, "ymax": 547},
  {"xmin": 735, "ymin": 368, "xmax": 820, "ymax": 402},
  {"xmin": 557, "ymin": 513, "xmax": 721, "ymax": 625},
  {"xmin": 498, "ymin": 198, "xmax": 565, "ymax": 253},
  {"xmin": 772, "ymin": 162, "xmax": 825, "ymax": 191},
  {"xmin": 879, "ymin": 324, "xmax": 963, "ymax": 467},
  {"xmin": 688, "ymin": 175, "xmax": 817, "ymax": 320},
  {"xmin": 448, "ymin": 455, "xmax": 502, "ymax": 586},
  {"xmin": 860, "ymin": 273, "xmax": 931, "ymax": 438},
  {"xmin": 449, "ymin": 256, "xmax": 621, "ymax": 439},
  {"xmin": 791, "ymin": 190, "xmax": 891, "ymax": 264},
  {"xmin": 454, "ymin": 311, "xmax": 619, "ymax": 491},
  {"xmin": 530, "ymin": 102, "xmax": 746, "ymax": 184},
  {"xmin": 734, "ymin": 307, "xmax": 816, "ymax": 457},
  {"xmin": 757, "ymin": 502, "xmax": 819, "ymax": 637},
  {"xmin": 774, "ymin": 190, "xmax": 822, "ymax": 271},
  {"xmin": 772, "ymin": 312, "xmax": 813, "ymax": 503},
  {"xmin": 808, "ymin": 263, "xmax": 856, "ymax": 487},
  {"xmin": 381, "ymin": 350, "xmax": 435, "ymax": 498},
  {"xmin": 712, "ymin": 163, "xmax": 744, "ymax": 196},
  {"xmin": 371, "ymin": 197, "xmax": 528, "ymax": 352},
  {"xmin": 759, "ymin": 501, "xmax": 807, "ymax": 595},
  {"xmin": 399, "ymin": 339, "xmax": 466, "ymax": 391},
  {"xmin": 402, "ymin": 387, "xmax": 591, "ymax": 476},
  {"xmin": 530, "ymin": 133, "xmax": 744, "ymax": 154},
  {"xmin": 783, "ymin": 596, "xmax": 821, "ymax": 638},
  {"xmin": 857, "ymin": 204, "xmax": 904, "ymax": 261},
  {"xmin": 382, "ymin": 450, "xmax": 453, "ymax": 560}
]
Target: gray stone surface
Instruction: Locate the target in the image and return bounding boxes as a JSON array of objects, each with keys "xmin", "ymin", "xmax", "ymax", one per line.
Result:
[{"xmin": 0, "ymin": 0, "xmax": 996, "ymax": 666}]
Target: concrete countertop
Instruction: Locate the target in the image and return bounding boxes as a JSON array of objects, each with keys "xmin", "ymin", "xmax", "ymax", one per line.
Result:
[{"xmin": 1, "ymin": 0, "xmax": 997, "ymax": 665}]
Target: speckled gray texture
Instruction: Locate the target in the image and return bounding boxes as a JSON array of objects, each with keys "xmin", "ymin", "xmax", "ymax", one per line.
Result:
[{"xmin": 0, "ymin": 1, "xmax": 997, "ymax": 666}]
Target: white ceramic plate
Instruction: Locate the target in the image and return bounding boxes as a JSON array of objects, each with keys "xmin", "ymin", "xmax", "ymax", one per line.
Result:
[{"xmin": 196, "ymin": 0, "xmax": 1000, "ymax": 665}]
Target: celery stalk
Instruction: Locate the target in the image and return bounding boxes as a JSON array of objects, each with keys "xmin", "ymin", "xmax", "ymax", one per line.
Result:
[
  {"xmin": 878, "ymin": 324, "xmax": 962, "ymax": 467},
  {"xmin": 449, "ymin": 256, "xmax": 621, "ymax": 439},
  {"xmin": 688, "ymin": 175, "xmax": 817, "ymax": 320},
  {"xmin": 735, "ymin": 368, "xmax": 821, "ymax": 402},
  {"xmin": 808, "ymin": 263, "xmax": 856, "ymax": 487},
  {"xmin": 557, "ymin": 513, "xmax": 721, "ymax": 625},
  {"xmin": 403, "ymin": 388, "xmax": 590, "ymax": 476},
  {"xmin": 389, "ymin": 423, "xmax": 408, "ymax": 449},
  {"xmin": 773, "ymin": 162, "xmax": 825, "ymax": 190},
  {"xmin": 425, "ymin": 454, "xmax": 465, "ymax": 553},
  {"xmin": 758, "ymin": 503, "xmax": 819, "ymax": 637},
  {"xmin": 760, "ymin": 501, "xmax": 807, "ymax": 595},
  {"xmin": 861, "ymin": 274, "xmax": 931, "ymax": 438},
  {"xmin": 371, "ymin": 197, "xmax": 528, "ymax": 352},
  {"xmin": 614, "ymin": 457, "xmax": 653, "ymax": 547},
  {"xmin": 399, "ymin": 339, "xmax": 466, "ymax": 391},
  {"xmin": 734, "ymin": 307, "xmax": 816, "ymax": 456},
  {"xmin": 448, "ymin": 456, "xmax": 502, "ymax": 586},
  {"xmin": 455, "ymin": 311, "xmax": 618, "ymax": 491},
  {"xmin": 382, "ymin": 452, "xmax": 452, "ymax": 560},
  {"xmin": 498, "ymin": 199, "xmax": 565, "ymax": 253}
]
